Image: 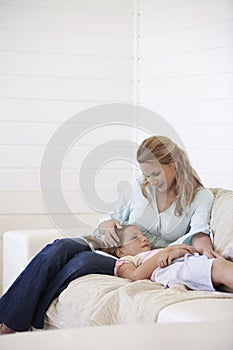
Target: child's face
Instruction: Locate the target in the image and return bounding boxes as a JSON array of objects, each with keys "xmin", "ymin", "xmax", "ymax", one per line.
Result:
[{"xmin": 117, "ymin": 226, "xmax": 151, "ymax": 257}]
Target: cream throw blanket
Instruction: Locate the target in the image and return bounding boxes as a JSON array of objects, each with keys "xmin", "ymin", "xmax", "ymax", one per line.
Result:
[{"xmin": 46, "ymin": 274, "xmax": 233, "ymax": 328}]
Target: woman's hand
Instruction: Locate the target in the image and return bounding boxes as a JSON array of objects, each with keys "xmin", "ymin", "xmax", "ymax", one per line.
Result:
[
  {"xmin": 157, "ymin": 244, "xmax": 197, "ymax": 268},
  {"xmin": 202, "ymin": 247, "xmax": 222, "ymax": 259},
  {"xmin": 191, "ymin": 233, "xmax": 222, "ymax": 258},
  {"xmin": 98, "ymin": 219, "xmax": 122, "ymax": 247}
]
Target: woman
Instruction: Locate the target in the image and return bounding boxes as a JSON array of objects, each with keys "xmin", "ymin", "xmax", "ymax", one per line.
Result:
[
  {"xmin": 0, "ymin": 135, "xmax": 219, "ymax": 334},
  {"xmin": 99, "ymin": 135, "xmax": 218, "ymax": 256}
]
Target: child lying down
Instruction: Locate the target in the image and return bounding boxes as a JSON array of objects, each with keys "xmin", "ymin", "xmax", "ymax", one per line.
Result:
[{"xmin": 84, "ymin": 224, "xmax": 233, "ymax": 292}]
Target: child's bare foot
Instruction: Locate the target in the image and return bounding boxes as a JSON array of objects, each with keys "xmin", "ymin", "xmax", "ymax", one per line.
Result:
[{"xmin": 0, "ymin": 323, "xmax": 15, "ymax": 335}]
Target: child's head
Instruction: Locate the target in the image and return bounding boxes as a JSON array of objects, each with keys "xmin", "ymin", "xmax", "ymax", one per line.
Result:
[{"xmin": 101, "ymin": 225, "xmax": 151, "ymax": 258}]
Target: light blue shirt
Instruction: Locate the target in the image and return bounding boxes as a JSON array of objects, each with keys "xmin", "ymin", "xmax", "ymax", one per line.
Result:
[{"xmin": 95, "ymin": 177, "xmax": 214, "ymax": 249}]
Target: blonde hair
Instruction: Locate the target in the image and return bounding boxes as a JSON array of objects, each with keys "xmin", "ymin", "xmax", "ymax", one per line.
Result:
[
  {"xmin": 82, "ymin": 235, "xmax": 119, "ymax": 257},
  {"xmin": 83, "ymin": 225, "xmax": 136, "ymax": 257},
  {"xmin": 137, "ymin": 135, "xmax": 203, "ymax": 216}
]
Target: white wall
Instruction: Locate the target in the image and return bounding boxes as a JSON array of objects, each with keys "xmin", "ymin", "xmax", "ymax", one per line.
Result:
[
  {"xmin": 137, "ymin": 0, "xmax": 233, "ymax": 190},
  {"xmin": 1, "ymin": 0, "xmax": 233, "ymax": 293},
  {"xmin": 0, "ymin": 0, "xmax": 135, "ymax": 292}
]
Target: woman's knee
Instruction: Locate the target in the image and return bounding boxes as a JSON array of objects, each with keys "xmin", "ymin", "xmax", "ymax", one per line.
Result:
[
  {"xmin": 54, "ymin": 237, "xmax": 89, "ymax": 251},
  {"xmin": 77, "ymin": 251, "xmax": 116, "ymax": 275},
  {"xmin": 41, "ymin": 238, "xmax": 90, "ymax": 263}
]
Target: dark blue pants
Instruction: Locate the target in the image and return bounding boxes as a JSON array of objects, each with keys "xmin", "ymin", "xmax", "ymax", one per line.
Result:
[{"xmin": 0, "ymin": 238, "xmax": 115, "ymax": 331}]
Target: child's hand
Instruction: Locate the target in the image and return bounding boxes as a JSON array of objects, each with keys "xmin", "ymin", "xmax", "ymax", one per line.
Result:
[
  {"xmin": 168, "ymin": 244, "xmax": 197, "ymax": 255},
  {"xmin": 157, "ymin": 244, "xmax": 197, "ymax": 268}
]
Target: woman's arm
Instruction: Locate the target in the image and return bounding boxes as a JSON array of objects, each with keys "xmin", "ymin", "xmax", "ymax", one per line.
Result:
[
  {"xmin": 118, "ymin": 244, "xmax": 197, "ymax": 281},
  {"xmin": 171, "ymin": 189, "xmax": 221, "ymax": 257}
]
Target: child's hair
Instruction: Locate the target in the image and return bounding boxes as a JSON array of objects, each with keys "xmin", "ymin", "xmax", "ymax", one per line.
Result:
[
  {"xmin": 136, "ymin": 135, "xmax": 203, "ymax": 216},
  {"xmin": 83, "ymin": 225, "xmax": 136, "ymax": 257}
]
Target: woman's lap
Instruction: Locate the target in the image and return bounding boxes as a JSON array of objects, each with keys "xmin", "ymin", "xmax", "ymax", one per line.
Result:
[{"xmin": 0, "ymin": 238, "xmax": 115, "ymax": 331}]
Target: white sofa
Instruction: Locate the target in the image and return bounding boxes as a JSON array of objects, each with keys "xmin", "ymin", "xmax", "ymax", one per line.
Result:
[
  {"xmin": 1, "ymin": 322, "xmax": 233, "ymax": 350},
  {"xmin": 2, "ymin": 188, "xmax": 233, "ymax": 328}
]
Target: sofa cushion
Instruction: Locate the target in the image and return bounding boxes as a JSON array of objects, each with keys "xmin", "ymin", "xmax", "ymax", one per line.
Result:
[
  {"xmin": 1, "ymin": 322, "xmax": 233, "ymax": 350},
  {"xmin": 45, "ymin": 274, "xmax": 233, "ymax": 328},
  {"xmin": 157, "ymin": 299, "xmax": 233, "ymax": 323},
  {"xmin": 210, "ymin": 188, "xmax": 233, "ymax": 260}
]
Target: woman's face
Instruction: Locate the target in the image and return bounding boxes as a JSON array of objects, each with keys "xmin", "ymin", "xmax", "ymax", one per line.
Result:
[{"xmin": 140, "ymin": 161, "xmax": 176, "ymax": 192}]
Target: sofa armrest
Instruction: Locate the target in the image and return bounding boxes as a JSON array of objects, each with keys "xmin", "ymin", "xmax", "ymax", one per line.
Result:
[{"xmin": 3, "ymin": 229, "xmax": 63, "ymax": 293}]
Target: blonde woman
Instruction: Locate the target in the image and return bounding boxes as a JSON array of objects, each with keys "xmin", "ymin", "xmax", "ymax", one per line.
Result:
[
  {"xmin": 0, "ymin": 136, "xmax": 219, "ymax": 334},
  {"xmin": 99, "ymin": 135, "xmax": 219, "ymax": 258}
]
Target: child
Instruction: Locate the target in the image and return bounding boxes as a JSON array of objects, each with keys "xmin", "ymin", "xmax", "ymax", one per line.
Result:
[{"xmin": 102, "ymin": 224, "xmax": 233, "ymax": 292}]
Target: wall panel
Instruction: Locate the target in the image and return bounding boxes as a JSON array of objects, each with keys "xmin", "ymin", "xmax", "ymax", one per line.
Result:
[
  {"xmin": 0, "ymin": 53, "xmax": 133, "ymax": 80},
  {"xmin": 0, "ymin": 76, "xmax": 132, "ymax": 101},
  {"xmin": 0, "ymin": 29, "xmax": 133, "ymax": 56},
  {"xmin": 140, "ymin": 0, "xmax": 233, "ymax": 33},
  {"xmin": 0, "ymin": 99, "xmax": 99, "ymax": 122},
  {"xmin": 0, "ymin": 0, "xmax": 134, "ymax": 293},
  {"xmin": 138, "ymin": 0, "xmax": 233, "ymax": 191},
  {"xmin": 139, "ymin": 73, "xmax": 233, "ymax": 101},
  {"xmin": 0, "ymin": 4, "xmax": 133, "ymax": 34},
  {"xmin": 0, "ymin": 0, "xmax": 133, "ymax": 12},
  {"xmin": 139, "ymin": 21, "xmax": 233, "ymax": 57}
]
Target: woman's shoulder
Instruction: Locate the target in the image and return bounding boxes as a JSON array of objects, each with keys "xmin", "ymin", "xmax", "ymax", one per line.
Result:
[{"xmin": 194, "ymin": 187, "xmax": 214, "ymax": 203}]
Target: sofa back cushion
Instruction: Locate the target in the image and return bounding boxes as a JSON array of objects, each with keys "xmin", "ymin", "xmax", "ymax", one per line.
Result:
[{"xmin": 210, "ymin": 188, "xmax": 233, "ymax": 260}]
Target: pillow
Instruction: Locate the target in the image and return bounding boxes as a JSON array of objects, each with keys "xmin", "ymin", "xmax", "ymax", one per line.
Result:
[{"xmin": 210, "ymin": 188, "xmax": 233, "ymax": 260}]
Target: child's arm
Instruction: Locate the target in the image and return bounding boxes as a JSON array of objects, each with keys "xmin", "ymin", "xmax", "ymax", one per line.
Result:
[{"xmin": 118, "ymin": 244, "xmax": 196, "ymax": 281}]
